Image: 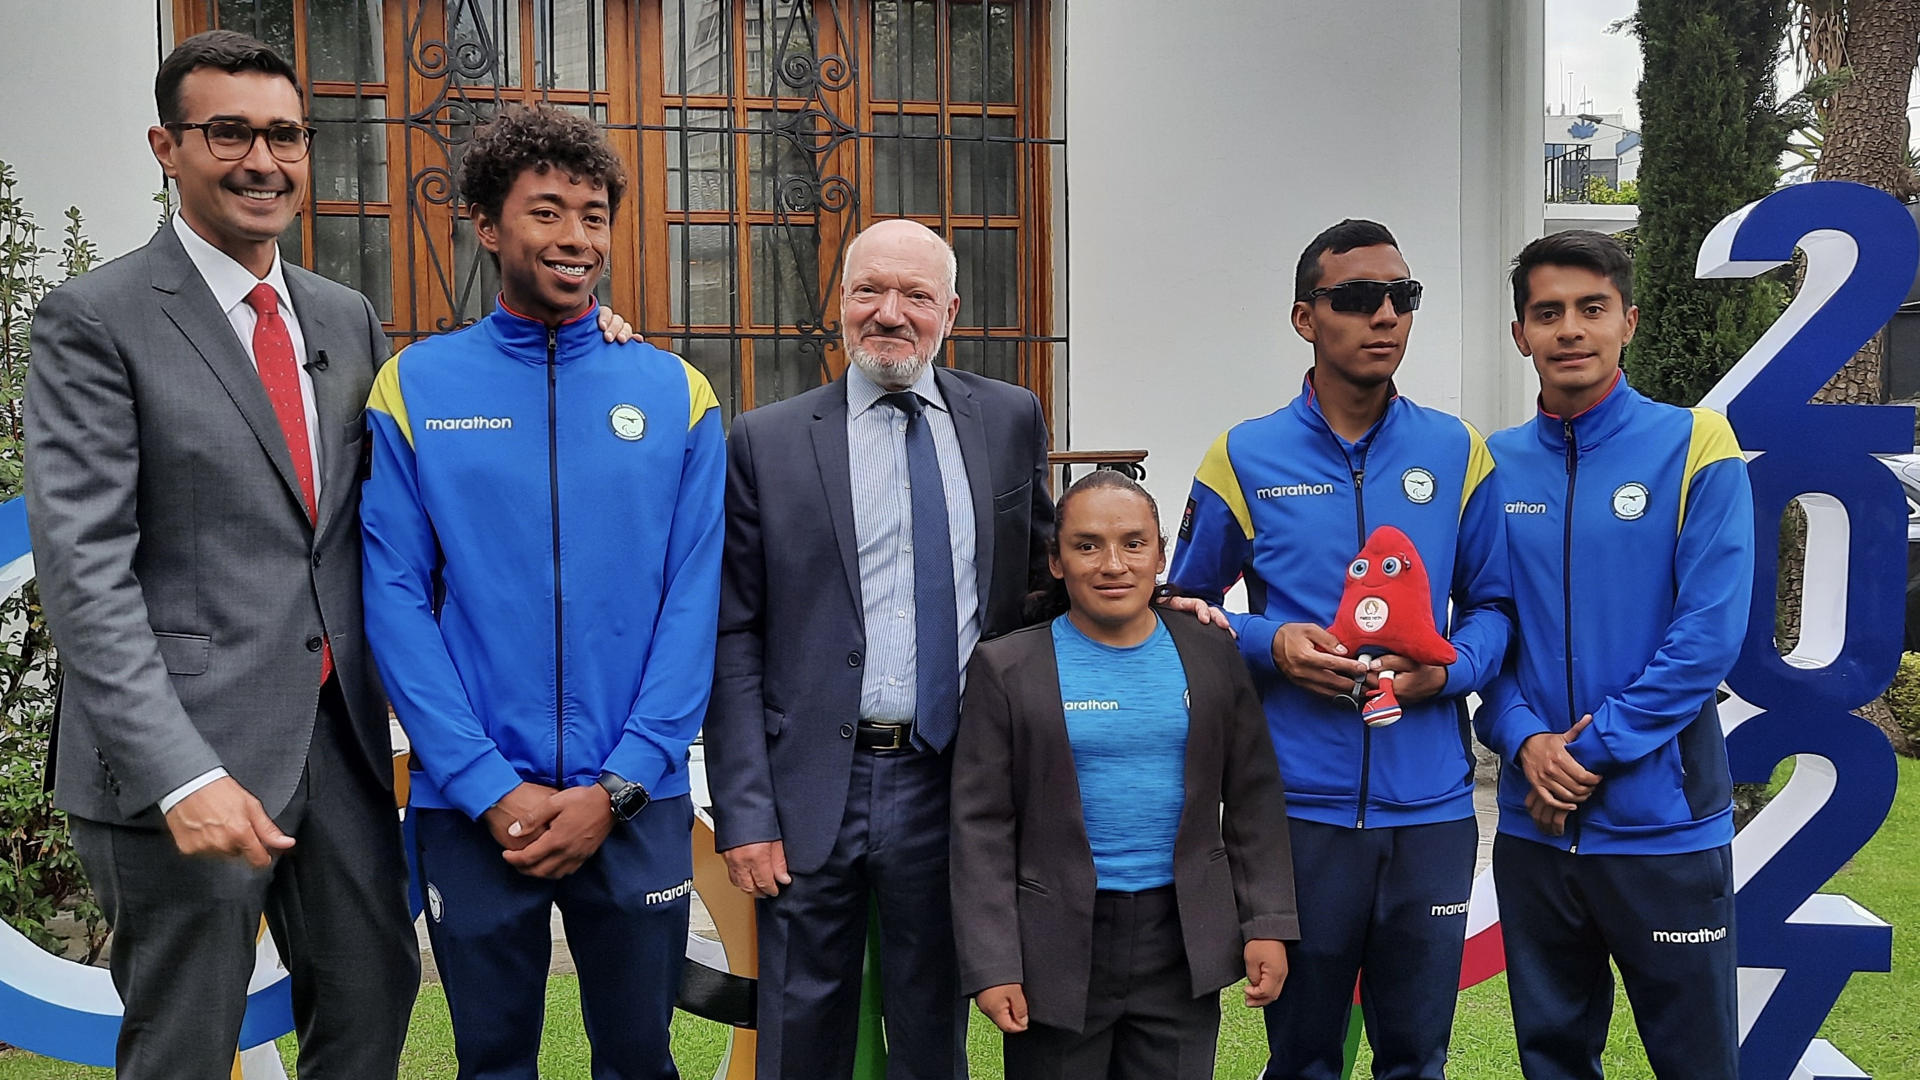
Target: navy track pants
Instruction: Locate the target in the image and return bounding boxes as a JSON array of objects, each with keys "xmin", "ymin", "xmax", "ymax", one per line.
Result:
[
  {"xmin": 1260, "ymin": 816, "xmax": 1478, "ymax": 1080},
  {"xmin": 414, "ymin": 795, "xmax": 694, "ymax": 1080}
]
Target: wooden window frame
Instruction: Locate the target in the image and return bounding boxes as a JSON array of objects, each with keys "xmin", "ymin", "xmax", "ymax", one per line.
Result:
[{"xmin": 175, "ymin": 0, "xmax": 1057, "ymax": 429}]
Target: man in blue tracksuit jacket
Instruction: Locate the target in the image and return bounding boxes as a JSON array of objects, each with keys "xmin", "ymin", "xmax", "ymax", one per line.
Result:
[
  {"xmin": 1168, "ymin": 220, "xmax": 1510, "ymax": 1080},
  {"xmin": 1476, "ymin": 230, "xmax": 1753, "ymax": 1080},
  {"xmin": 361, "ymin": 107, "xmax": 724, "ymax": 1080}
]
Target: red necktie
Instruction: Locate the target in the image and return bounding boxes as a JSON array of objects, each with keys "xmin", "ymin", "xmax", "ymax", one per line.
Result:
[{"xmin": 244, "ymin": 283, "xmax": 332, "ymax": 683}]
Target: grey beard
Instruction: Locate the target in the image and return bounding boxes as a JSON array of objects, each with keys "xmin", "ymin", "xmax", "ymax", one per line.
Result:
[{"xmin": 846, "ymin": 340, "xmax": 933, "ymax": 390}]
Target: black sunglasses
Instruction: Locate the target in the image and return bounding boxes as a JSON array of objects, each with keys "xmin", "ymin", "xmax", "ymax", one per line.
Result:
[{"xmin": 1306, "ymin": 278, "xmax": 1423, "ymax": 316}]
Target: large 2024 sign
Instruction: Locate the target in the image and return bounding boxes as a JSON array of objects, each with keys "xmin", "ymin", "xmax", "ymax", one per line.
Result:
[{"xmin": 0, "ymin": 181, "xmax": 1913, "ymax": 1079}]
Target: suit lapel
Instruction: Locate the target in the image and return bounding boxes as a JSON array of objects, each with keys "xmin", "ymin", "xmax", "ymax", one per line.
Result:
[
  {"xmin": 810, "ymin": 380, "xmax": 864, "ymax": 615},
  {"xmin": 283, "ymin": 268, "xmax": 363, "ymax": 543},
  {"xmin": 148, "ymin": 226, "xmax": 310, "ymax": 524},
  {"xmin": 938, "ymin": 368, "xmax": 995, "ymax": 617},
  {"xmin": 1162, "ymin": 614, "xmax": 1222, "ymax": 831},
  {"xmin": 1022, "ymin": 623, "xmax": 1093, "ymax": 862}
]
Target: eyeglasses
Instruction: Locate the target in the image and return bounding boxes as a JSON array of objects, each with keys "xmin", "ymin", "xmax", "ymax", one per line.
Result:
[
  {"xmin": 166, "ymin": 121, "xmax": 314, "ymax": 163},
  {"xmin": 1306, "ymin": 278, "xmax": 1423, "ymax": 316}
]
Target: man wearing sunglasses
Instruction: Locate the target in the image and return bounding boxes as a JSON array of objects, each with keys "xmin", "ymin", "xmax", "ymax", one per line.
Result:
[{"xmin": 1168, "ymin": 219, "xmax": 1509, "ymax": 1080}]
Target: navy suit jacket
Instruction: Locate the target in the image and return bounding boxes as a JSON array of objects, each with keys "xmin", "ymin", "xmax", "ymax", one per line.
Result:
[{"xmin": 705, "ymin": 367, "xmax": 1053, "ymax": 873}]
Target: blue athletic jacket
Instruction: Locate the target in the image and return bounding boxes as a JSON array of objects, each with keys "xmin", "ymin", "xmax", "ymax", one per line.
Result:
[
  {"xmin": 361, "ymin": 301, "xmax": 725, "ymax": 819},
  {"xmin": 1168, "ymin": 373, "xmax": 1509, "ymax": 829},
  {"xmin": 1476, "ymin": 374, "xmax": 1753, "ymax": 855}
]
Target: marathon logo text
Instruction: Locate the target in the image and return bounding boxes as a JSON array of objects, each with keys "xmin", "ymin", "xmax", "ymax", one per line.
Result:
[
  {"xmin": 646, "ymin": 878, "xmax": 695, "ymax": 906},
  {"xmin": 424, "ymin": 415, "xmax": 514, "ymax": 431},
  {"xmin": 1255, "ymin": 482, "xmax": 1336, "ymax": 499},
  {"xmin": 1430, "ymin": 901, "xmax": 1469, "ymax": 916},
  {"xmin": 1651, "ymin": 925, "xmax": 1727, "ymax": 944},
  {"xmin": 1064, "ymin": 699, "xmax": 1122, "ymax": 711},
  {"xmin": 1505, "ymin": 500, "xmax": 1549, "ymax": 515}
]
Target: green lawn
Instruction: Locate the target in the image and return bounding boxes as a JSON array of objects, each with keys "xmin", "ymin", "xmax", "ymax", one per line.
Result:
[{"xmin": 4, "ymin": 756, "xmax": 1911, "ymax": 1079}]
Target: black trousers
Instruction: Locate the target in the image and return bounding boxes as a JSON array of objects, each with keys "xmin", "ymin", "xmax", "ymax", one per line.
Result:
[
  {"xmin": 70, "ymin": 679, "xmax": 420, "ymax": 1080},
  {"xmin": 1493, "ymin": 834, "xmax": 1738, "ymax": 1080},
  {"xmin": 1004, "ymin": 886, "xmax": 1221, "ymax": 1080}
]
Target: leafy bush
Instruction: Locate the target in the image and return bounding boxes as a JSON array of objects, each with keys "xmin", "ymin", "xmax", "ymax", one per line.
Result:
[
  {"xmin": 0, "ymin": 159, "xmax": 105, "ymax": 962},
  {"xmin": 1885, "ymin": 652, "xmax": 1920, "ymax": 757}
]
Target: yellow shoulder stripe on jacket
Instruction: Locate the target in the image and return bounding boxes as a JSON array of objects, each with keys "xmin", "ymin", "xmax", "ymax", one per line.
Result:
[
  {"xmin": 681, "ymin": 357, "xmax": 720, "ymax": 431},
  {"xmin": 1459, "ymin": 418, "xmax": 1495, "ymax": 521},
  {"xmin": 1193, "ymin": 429, "xmax": 1253, "ymax": 540},
  {"xmin": 366, "ymin": 346, "xmax": 414, "ymax": 448},
  {"xmin": 1678, "ymin": 408, "xmax": 1742, "ymax": 531}
]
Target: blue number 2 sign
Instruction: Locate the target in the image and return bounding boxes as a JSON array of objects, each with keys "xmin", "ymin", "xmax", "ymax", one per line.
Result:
[{"xmin": 1697, "ymin": 180, "xmax": 1918, "ymax": 1080}]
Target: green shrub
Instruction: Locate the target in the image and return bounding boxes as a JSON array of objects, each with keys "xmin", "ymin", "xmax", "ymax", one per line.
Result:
[
  {"xmin": 0, "ymin": 160, "xmax": 104, "ymax": 962},
  {"xmin": 1886, "ymin": 652, "xmax": 1920, "ymax": 756}
]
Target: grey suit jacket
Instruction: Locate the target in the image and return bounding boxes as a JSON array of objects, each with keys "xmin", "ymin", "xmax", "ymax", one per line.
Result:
[
  {"xmin": 950, "ymin": 614, "xmax": 1300, "ymax": 1033},
  {"xmin": 705, "ymin": 367, "xmax": 1054, "ymax": 874},
  {"xmin": 26, "ymin": 222, "xmax": 391, "ymax": 825}
]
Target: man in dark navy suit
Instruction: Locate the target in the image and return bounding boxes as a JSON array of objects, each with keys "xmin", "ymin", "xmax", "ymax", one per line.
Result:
[{"xmin": 705, "ymin": 219, "xmax": 1053, "ymax": 1079}]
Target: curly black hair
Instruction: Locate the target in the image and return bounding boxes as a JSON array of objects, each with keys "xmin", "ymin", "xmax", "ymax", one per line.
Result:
[{"xmin": 458, "ymin": 105, "xmax": 628, "ymax": 224}]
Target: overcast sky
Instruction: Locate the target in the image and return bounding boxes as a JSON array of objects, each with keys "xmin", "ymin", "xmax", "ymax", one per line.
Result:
[
  {"xmin": 1545, "ymin": 0, "xmax": 1641, "ymax": 122},
  {"xmin": 1545, "ymin": 0, "xmax": 1920, "ymax": 140}
]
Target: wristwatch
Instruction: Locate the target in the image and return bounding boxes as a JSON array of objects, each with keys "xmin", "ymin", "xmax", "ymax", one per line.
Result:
[{"xmin": 597, "ymin": 771, "xmax": 651, "ymax": 821}]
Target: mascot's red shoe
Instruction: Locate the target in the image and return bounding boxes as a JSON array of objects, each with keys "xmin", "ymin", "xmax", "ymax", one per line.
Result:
[{"xmin": 1327, "ymin": 525, "xmax": 1455, "ymax": 728}]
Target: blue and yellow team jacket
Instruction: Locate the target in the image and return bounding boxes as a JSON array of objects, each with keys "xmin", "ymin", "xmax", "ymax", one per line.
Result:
[
  {"xmin": 1168, "ymin": 373, "xmax": 1510, "ymax": 829},
  {"xmin": 361, "ymin": 301, "xmax": 725, "ymax": 820},
  {"xmin": 1476, "ymin": 374, "xmax": 1753, "ymax": 855}
]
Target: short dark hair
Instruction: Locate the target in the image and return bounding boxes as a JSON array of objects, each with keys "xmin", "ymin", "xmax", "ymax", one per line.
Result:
[
  {"xmin": 155, "ymin": 30, "xmax": 301, "ymax": 126},
  {"xmin": 1510, "ymin": 230, "xmax": 1634, "ymax": 319},
  {"xmin": 1295, "ymin": 219, "xmax": 1400, "ymax": 302},
  {"xmin": 459, "ymin": 105, "xmax": 628, "ymax": 224}
]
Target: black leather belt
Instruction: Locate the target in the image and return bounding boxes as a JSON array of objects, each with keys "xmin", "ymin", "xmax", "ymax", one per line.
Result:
[{"xmin": 855, "ymin": 720, "xmax": 914, "ymax": 753}]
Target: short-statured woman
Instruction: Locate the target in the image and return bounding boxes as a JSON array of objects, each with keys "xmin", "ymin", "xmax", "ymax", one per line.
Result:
[{"xmin": 950, "ymin": 471, "xmax": 1298, "ymax": 1080}]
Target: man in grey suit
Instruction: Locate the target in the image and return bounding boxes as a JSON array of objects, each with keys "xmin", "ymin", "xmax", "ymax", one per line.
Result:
[
  {"xmin": 25, "ymin": 31, "xmax": 418, "ymax": 1078},
  {"xmin": 705, "ymin": 219, "xmax": 1055, "ymax": 1079}
]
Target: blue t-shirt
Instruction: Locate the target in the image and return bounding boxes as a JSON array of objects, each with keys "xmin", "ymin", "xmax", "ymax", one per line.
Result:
[{"xmin": 1052, "ymin": 614, "xmax": 1190, "ymax": 891}]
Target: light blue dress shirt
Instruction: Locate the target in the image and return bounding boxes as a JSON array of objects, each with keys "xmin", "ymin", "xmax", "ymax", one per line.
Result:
[{"xmin": 846, "ymin": 363, "xmax": 979, "ymax": 722}]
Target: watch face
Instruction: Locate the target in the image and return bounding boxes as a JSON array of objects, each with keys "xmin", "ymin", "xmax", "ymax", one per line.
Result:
[{"xmin": 610, "ymin": 783, "xmax": 649, "ymax": 819}]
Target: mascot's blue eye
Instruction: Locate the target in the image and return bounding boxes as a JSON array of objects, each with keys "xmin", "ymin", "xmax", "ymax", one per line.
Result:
[
  {"xmin": 1381, "ymin": 556, "xmax": 1403, "ymax": 577},
  {"xmin": 1349, "ymin": 558, "xmax": 1369, "ymax": 578}
]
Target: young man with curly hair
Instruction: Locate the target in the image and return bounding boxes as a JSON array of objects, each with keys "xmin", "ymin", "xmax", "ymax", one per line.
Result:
[{"xmin": 360, "ymin": 105, "xmax": 724, "ymax": 1079}]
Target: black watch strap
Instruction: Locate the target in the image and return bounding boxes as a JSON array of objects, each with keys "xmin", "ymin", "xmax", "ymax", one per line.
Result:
[{"xmin": 597, "ymin": 771, "xmax": 651, "ymax": 821}]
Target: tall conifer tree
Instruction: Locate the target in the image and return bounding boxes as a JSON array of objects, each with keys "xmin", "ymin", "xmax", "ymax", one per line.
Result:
[{"xmin": 1627, "ymin": 0, "xmax": 1792, "ymax": 406}]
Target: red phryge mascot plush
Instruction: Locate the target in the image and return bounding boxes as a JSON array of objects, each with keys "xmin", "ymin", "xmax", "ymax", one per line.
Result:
[{"xmin": 1327, "ymin": 525, "xmax": 1455, "ymax": 727}]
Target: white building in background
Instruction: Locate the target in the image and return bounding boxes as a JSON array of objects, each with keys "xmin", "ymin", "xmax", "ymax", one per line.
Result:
[
  {"xmin": 1538, "ymin": 108, "xmax": 1640, "ymax": 255},
  {"xmin": 0, "ymin": 1, "xmax": 1545, "ymax": 520},
  {"xmin": 1543, "ymin": 108, "xmax": 1641, "ymax": 192}
]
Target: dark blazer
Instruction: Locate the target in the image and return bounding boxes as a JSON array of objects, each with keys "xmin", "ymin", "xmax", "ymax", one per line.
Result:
[
  {"xmin": 705, "ymin": 367, "xmax": 1053, "ymax": 874},
  {"xmin": 950, "ymin": 613, "xmax": 1299, "ymax": 1033},
  {"xmin": 26, "ymin": 222, "xmax": 392, "ymax": 823}
]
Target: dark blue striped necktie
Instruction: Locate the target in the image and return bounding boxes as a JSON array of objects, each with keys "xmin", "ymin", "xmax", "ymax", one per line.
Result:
[{"xmin": 884, "ymin": 390, "xmax": 959, "ymax": 753}]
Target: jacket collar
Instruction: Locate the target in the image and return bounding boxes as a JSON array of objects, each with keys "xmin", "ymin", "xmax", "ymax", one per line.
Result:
[
  {"xmin": 1532, "ymin": 370, "xmax": 1636, "ymax": 453},
  {"xmin": 481, "ymin": 296, "xmax": 602, "ymax": 365},
  {"xmin": 1287, "ymin": 369, "xmax": 1402, "ymax": 453}
]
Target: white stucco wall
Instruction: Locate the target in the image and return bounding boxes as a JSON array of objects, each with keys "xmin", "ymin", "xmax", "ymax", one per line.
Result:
[
  {"xmin": 1063, "ymin": 0, "xmax": 1544, "ymax": 520},
  {"xmin": 0, "ymin": 2, "xmax": 169, "ymax": 272}
]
